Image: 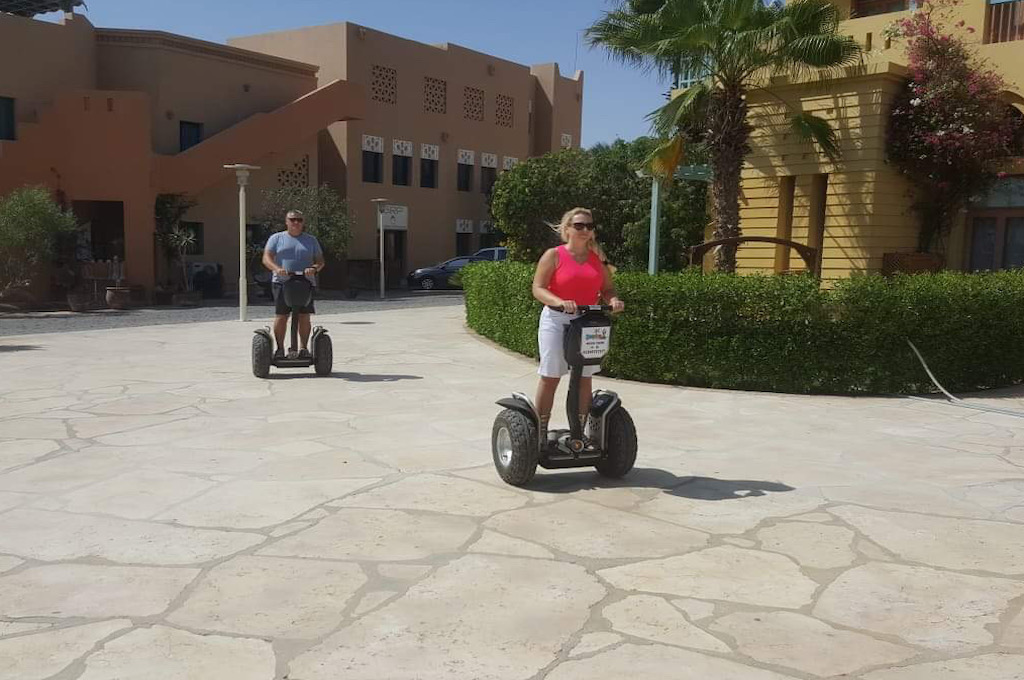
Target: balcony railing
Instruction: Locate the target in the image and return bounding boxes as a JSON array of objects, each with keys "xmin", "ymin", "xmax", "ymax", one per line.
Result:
[
  {"xmin": 850, "ymin": 0, "xmax": 911, "ymax": 18},
  {"xmin": 986, "ymin": 0, "xmax": 1024, "ymax": 43}
]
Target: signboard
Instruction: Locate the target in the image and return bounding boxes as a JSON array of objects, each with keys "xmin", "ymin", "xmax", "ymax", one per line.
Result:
[
  {"xmin": 580, "ymin": 325, "xmax": 611, "ymax": 360},
  {"xmin": 380, "ymin": 204, "xmax": 408, "ymax": 230}
]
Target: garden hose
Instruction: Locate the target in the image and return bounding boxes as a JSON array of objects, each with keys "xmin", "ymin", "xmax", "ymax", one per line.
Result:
[{"xmin": 905, "ymin": 339, "xmax": 1024, "ymax": 420}]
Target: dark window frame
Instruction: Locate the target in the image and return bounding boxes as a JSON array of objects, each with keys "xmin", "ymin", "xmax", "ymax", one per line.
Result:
[
  {"xmin": 457, "ymin": 163, "xmax": 474, "ymax": 192},
  {"xmin": 362, "ymin": 150, "xmax": 384, "ymax": 183},
  {"xmin": 420, "ymin": 158, "xmax": 439, "ymax": 189},
  {"xmin": 393, "ymin": 154, "xmax": 412, "ymax": 186},
  {"xmin": 481, "ymin": 166, "xmax": 497, "ymax": 194},
  {"xmin": 179, "ymin": 121, "xmax": 204, "ymax": 151}
]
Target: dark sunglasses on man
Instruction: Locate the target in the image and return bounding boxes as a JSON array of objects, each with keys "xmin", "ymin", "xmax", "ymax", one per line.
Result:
[{"xmin": 288, "ymin": 217, "xmax": 304, "ymax": 223}]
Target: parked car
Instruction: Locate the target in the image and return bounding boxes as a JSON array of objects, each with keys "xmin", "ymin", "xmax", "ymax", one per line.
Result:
[
  {"xmin": 407, "ymin": 256, "xmax": 484, "ymax": 290},
  {"xmin": 472, "ymin": 247, "xmax": 507, "ymax": 261}
]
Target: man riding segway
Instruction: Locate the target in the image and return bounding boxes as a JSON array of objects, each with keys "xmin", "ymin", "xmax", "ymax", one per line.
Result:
[{"xmin": 251, "ymin": 209, "xmax": 333, "ymax": 377}]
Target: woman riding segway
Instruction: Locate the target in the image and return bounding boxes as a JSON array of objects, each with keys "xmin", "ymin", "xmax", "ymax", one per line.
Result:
[
  {"xmin": 533, "ymin": 208, "xmax": 623, "ymax": 433},
  {"xmin": 491, "ymin": 207, "xmax": 637, "ymax": 486}
]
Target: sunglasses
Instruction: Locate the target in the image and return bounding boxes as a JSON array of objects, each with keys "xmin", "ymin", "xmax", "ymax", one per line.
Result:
[
  {"xmin": 571, "ymin": 222, "xmax": 595, "ymax": 231},
  {"xmin": 287, "ymin": 217, "xmax": 304, "ymax": 223}
]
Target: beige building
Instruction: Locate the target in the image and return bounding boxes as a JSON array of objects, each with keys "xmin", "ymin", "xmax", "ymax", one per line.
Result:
[
  {"xmin": 0, "ymin": 4, "xmax": 582, "ymax": 296},
  {"xmin": 230, "ymin": 23, "xmax": 583, "ymax": 286}
]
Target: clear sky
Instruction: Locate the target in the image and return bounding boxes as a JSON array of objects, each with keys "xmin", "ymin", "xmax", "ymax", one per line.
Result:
[{"xmin": 39, "ymin": 0, "xmax": 669, "ymax": 147}]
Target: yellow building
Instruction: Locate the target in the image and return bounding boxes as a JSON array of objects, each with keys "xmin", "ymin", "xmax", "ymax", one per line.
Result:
[{"xmin": 719, "ymin": 0, "xmax": 1024, "ymax": 277}]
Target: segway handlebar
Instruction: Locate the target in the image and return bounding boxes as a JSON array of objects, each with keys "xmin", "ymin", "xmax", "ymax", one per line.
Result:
[{"xmin": 547, "ymin": 304, "xmax": 615, "ymax": 314}]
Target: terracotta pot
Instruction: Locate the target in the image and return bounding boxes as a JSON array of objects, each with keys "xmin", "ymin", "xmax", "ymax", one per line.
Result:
[
  {"xmin": 67, "ymin": 293, "xmax": 92, "ymax": 313},
  {"xmin": 172, "ymin": 291, "xmax": 202, "ymax": 307},
  {"xmin": 105, "ymin": 286, "xmax": 132, "ymax": 310}
]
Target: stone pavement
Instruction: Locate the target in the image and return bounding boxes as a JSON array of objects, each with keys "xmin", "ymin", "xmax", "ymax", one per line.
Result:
[{"xmin": 1, "ymin": 304, "xmax": 1023, "ymax": 680}]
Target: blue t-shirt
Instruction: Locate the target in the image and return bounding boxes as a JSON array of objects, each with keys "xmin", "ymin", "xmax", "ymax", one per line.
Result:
[{"xmin": 265, "ymin": 231, "xmax": 323, "ymax": 284}]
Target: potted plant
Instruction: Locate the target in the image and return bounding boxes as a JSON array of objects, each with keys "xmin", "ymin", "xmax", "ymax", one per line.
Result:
[
  {"xmin": 164, "ymin": 226, "xmax": 201, "ymax": 306},
  {"xmin": 104, "ymin": 256, "xmax": 132, "ymax": 309}
]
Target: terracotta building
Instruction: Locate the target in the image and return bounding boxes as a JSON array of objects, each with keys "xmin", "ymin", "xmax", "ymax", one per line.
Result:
[
  {"xmin": 697, "ymin": 0, "xmax": 1024, "ymax": 277},
  {"xmin": 0, "ymin": 7, "xmax": 362, "ymax": 295},
  {"xmin": 230, "ymin": 23, "xmax": 583, "ymax": 287},
  {"xmin": 0, "ymin": 3, "xmax": 582, "ymax": 295}
]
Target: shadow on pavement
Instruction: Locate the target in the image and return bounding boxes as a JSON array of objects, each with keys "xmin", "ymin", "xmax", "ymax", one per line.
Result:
[
  {"xmin": 267, "ymin": 372, "xmax": 423, "ymax": 382},
  {"xmin": 525, "ymin": 468, "xmax": 794, "ymax": 500},
  {"xmin": 0, "ymin": 344, "xmax": 41, "ymax": 353}
]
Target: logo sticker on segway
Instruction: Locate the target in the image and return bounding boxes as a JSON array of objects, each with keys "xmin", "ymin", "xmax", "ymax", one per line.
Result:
[{"xmin": 581, "ymin": 326, "xmax": 610, "ymax": 360}]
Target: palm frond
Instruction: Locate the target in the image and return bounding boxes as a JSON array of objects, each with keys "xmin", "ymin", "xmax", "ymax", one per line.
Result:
[
  {"xmin": 645, "ymin": 135, "xmax": 688, "ymax": 181},
  {"xmin": 648, "ymin": 79, "xmax": 714, "ymax": 137},
  {"xmin": 790, "ymin": 112, "xmax": 841, "ymax": 162}
]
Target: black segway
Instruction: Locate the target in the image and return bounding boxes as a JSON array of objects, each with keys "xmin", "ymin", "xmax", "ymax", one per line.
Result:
[
  {"xmin": 491, "ymin": 304, "xmax": 637, "ymax": 486},
  {"xmin": 252, "ymin": 272, "xmax": 332, "ymax": 378}
]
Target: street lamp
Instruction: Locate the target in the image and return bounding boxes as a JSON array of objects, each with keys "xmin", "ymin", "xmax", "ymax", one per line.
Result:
[
  {"xmin": 224, "ymin": 164, "xmax": 260, "ymax": 321},
  {"xmin": 371, "ymin": 198, "xmax": 389, "ymax": 300}
]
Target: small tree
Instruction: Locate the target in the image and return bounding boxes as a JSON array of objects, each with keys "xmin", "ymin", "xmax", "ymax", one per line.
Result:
[
  {"xmin": 163, "ymin": 226, "xmax": 197, "ymax": 292},
  {"xmin": 0, "ymin": 186, "xmax": 78, "ymax": 295},
  {"xmin": 256, "ymin": 185, "xmax": 352, "ymax": 259},
  {"xmin": 886, "ymin": 0, "xmax": 1021, "ymax": 253}
]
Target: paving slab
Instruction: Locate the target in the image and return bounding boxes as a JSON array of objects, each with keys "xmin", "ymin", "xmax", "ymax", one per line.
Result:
[{"xmin": 1, "ymin": 304, "xmax": 1023, "ymax": 677}]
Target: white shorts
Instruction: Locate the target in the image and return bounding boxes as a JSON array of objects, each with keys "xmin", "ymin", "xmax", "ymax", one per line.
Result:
[{"xmin": 537, "ymin": 306, "xmax": 601, "ymax": 378}]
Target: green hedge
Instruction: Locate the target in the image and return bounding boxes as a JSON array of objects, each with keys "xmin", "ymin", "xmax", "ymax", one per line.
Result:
[{"xmin": 462, "ymin": 262, "xmax": 1024, "ymax": 394}]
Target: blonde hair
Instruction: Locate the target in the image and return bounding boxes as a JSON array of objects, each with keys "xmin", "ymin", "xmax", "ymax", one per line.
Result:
[{"xmin": 551, "ymin": 207, "xmax": 612, "ymax": 267}]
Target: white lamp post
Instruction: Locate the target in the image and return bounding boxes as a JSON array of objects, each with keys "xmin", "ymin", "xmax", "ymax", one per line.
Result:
[
  {"xmin": 371, "ymin": 198, "xmax": 389, "ymax": 300},
  {"xmin": 636, "ymin": 170, "xmax": 661, "ymax": 275},
  {"xmin": 224, "ymin": 164, "xmax": 260, "ymax": 322}
]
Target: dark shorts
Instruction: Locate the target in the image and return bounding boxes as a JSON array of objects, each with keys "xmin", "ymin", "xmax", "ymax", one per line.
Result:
[{"xmin": 272, "ymin": 283, "xmax": 316, "ymax": 316}]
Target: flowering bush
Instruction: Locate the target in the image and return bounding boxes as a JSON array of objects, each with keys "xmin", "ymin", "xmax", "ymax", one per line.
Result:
[{"xmin": 886, "ymin": 0, "xmax": 1020, "ymax": 252}]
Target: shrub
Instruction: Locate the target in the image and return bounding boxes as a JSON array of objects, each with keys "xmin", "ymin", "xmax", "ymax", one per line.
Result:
[
  {"xmin": 462, "ymin": 262, "xmax": 1024, "ymax": 395},
  {"xmin": 0, "ymin": 186, "xmax": 78, "ymax": 295}
]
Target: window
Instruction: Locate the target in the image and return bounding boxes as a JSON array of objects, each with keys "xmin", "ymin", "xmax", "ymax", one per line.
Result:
[
  {"xmin": 421, "ymin": 158, "xmax": 438, "ymax": 188},
  {"xmin": 179, "ymin": 121, "xmax": 203, "ymax": 151},
  {"xmin": 481, "ymin": 167, "xmax": 497, "ymax": 194},
  {"xmin": 393, "ymin": 155, "xmax": 411, "ymax": 186},
  {"xmin": 969, "ymin": 212, "xmax": 1024, "ymax": 270},
  {"xmin": 0, "ymin": 97, "xmax": 14, "ymax": 141},
  {"xmin": 362, "ymin": 150, "xmax": 383, "ymax": 183},
  {"xmin": 457, "ymin": 163, "xmax": 474, "ymax": 192},
  {"xmin": 180, "ymin": 221, "xmax": 204, "ymax": 255},
  {"xmin": 456, "ymin": 233, "xmax": 473, "ymax": 256}
]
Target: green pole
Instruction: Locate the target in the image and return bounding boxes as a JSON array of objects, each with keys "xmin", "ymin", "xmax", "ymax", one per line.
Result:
[{"xmin": 648, "ymin": 178, "xmax": 660, "ymax": 275}]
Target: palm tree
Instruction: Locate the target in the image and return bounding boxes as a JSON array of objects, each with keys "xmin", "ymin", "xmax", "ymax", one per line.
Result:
[{"xmin": 588, "ymin": 0, "xmax": 860, "ymax": 272}]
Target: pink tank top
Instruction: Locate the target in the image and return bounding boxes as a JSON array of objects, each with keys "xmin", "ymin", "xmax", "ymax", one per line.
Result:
[{"xmin": 548, "ymin": 245, "xmax": 603, "ymax": 306}]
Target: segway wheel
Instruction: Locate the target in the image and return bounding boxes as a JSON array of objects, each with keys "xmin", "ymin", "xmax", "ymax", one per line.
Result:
[
  {"xmin": 492, "ymin": 408, "xmax": 538, "ymax": 487},
  {"xmin": 314, "ymin": 334, "xmax": 333, "ymax": 376},
  {"xmin": 252, "ymin": 334, "xmax": 272, "ymax": 379},
  {"xmin": 595, "ymin": 407, "xmax": 637, "ymax": 478}
]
